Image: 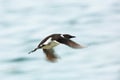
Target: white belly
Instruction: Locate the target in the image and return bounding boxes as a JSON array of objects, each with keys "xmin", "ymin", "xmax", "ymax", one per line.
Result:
[{"xmin": 42, "ymin": 41, "xmax": 59, "ymax": 49}]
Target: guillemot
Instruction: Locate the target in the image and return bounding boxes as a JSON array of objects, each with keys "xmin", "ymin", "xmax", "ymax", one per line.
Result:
[{"xmin": 28, "ymin": 34, "xmax": 85, "ymax": 62}]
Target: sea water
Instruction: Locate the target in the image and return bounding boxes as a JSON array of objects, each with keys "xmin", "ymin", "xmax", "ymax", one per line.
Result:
[{"xmin": 0, "ymin": 0, "xmax": 120, "ymax": 80}]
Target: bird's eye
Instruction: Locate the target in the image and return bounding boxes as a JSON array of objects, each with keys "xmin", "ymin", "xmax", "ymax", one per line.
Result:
[{"xmin": 60, "ymin": 34, "xmax": 64, "ymax": 38}]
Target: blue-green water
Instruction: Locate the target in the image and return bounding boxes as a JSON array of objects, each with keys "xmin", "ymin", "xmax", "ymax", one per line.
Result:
[{"xmin": 0, "ymin": 0, "xmax": 120, "ymax": 80}]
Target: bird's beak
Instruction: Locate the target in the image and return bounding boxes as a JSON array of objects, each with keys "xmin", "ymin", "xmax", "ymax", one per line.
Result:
[{"xmin": 71, "ymin": 36, "xmax": 76, "ymax": 38}]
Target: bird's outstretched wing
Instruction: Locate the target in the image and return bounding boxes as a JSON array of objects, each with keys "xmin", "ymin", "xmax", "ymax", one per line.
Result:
[
  {"xmin": 43, "ymin": 48, "xmax": 58, "ymax": 62},
  {"xmin": 67, "ymin": 40, "xmax": 84, "ymax": 48},
  {"xmin": 58, "ymin": 38, "xmax": 85, "ymax": 49}
]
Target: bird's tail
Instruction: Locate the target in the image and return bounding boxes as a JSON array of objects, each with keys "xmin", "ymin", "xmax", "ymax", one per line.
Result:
[{"xmin": 28, "ymin": 47, "xmax": 39, "ymax": 54}]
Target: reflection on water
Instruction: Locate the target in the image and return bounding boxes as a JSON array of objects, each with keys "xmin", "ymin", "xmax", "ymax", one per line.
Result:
[{"xmin": 0, "ymin": 0, "xmax": 120, "ymax": 80}]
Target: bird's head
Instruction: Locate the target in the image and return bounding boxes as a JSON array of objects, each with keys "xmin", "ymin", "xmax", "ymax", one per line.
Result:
[{"xmin": 62, "ymin": 34, "xmax": 75, "ymax": 39}]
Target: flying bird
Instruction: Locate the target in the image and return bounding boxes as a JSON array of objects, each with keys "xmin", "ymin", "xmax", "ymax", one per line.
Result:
[{"xmin": 28, "ymin": 34, "xmax": 85, "ymax": 62}]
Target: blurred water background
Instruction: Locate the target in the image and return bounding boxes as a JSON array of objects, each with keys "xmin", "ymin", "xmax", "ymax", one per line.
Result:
[{"xmin": 0, "ymin": 0, "xmax": 120, "ymax": 80}]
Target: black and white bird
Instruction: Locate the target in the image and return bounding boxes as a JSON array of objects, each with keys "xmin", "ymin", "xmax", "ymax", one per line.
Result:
[{"xmin": 28, "ymin": 34, "xmax": 85, "ymax": 62}]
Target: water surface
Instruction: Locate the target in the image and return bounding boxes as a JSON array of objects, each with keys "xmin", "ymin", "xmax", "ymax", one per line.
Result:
[{"xmin": 0, "ymin": 0, "xmax": 120, "ymax": 80}]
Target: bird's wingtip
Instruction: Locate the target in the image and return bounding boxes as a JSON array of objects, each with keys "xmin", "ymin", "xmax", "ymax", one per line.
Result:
[
  {"xmin": 28, "ymin": 48, "xmax": 38, "ymax": 54},
  {"xmin": 28, "ymin": 51, "xmax": 32, "ymax": 54}
]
